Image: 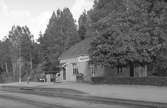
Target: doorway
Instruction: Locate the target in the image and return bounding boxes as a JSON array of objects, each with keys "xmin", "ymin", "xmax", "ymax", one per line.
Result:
[{"xmin": 63, "ymin": 67, "xmax": 66, "ymax": 80}]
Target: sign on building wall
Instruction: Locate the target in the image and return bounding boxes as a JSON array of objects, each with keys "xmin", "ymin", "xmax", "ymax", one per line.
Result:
[{"xmin": 78, "ymin": 55, "xmax": 89, "ymax": 62}]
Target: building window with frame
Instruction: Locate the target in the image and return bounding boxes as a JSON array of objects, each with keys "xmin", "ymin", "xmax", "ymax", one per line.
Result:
[{"xmin": 72, "ymin": 63, "xmax": 78, "ymax": 75}]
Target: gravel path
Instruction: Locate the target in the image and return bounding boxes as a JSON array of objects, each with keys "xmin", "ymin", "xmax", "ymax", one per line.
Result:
[
  {"xmin": 0, "ymin": 91, "xmax": 141, "ymax": 108},
  {"xmin": 1, "ymin": 82, "xmax": 167, "ymax": 104}
]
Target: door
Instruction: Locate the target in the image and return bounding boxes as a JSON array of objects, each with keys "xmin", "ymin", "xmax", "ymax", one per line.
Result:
[{"xmin": 63, "ymin": 67, "xmax": 66, "ymax": 80}]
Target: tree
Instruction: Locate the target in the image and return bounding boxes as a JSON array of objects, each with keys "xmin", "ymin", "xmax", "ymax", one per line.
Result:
[
  {"xmin": 0, "ymin": 39, "xmax": 11, "ymax": 82},
  {"xmin": 151, "ymin": 45, "xmax": 167, "ymax": 76},
  {"xmin": 78, "ymin": 11, "xmax": 89, "ymax": 40},
  {"xmin": 61, "ymin": 8, "xmax": 80, "ymax": 49},
  {"xmin": 8, "ymin": 25, "xmax": 34, "ymax": 81},
  {"xmin": 89, "ymin": 0, "xmax": 167, "ymax": 76},
  {"xmin": 89, "ymin": 0, "xmax": 129, "ymax": 71},
  {"xmin": 39, "ymin": 8, "xmax": 79, "ymax": 72}
]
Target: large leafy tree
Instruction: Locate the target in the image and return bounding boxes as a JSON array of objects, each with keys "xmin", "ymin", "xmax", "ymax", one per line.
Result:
[
  {"xmin": 89, "ymin": 0, "xmax": 129, "ymax": 70},
  {"xmin": 89, "ymin": 0, "xmax": 167, "ymax": 76}
]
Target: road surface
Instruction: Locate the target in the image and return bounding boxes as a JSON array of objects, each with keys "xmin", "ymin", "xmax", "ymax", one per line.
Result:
[{"xmin": 0, "ymin": 89, "xmax": 148, "ymax": 108}]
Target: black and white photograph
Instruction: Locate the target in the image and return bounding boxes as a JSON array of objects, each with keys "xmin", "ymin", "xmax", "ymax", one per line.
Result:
[{"xmin": 0, "ymin": 0, "xmax": 167, "ymax": 108}]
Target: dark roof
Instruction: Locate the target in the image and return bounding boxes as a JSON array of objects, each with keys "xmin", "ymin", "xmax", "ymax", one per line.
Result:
[{"xmin": 59, "ymin": 37, "xmax": 95, "ymax": 60}]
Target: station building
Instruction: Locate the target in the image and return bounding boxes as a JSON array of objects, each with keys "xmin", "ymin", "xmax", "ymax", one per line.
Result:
[
  {"xmin": 58, "ymin": 37, "xmax": 148, "ymax": 82},
  {"xmin": 58, "ymin": 37, "xmax": 104, "ymax": 82}
]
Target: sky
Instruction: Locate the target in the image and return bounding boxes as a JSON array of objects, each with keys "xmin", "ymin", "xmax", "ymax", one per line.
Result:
[{"xmin": 0, "ymin": 0, "xmax": 94, "ymax": 40}]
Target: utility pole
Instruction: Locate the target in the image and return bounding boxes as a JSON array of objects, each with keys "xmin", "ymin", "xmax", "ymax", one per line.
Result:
[
  {"xmin": 19, "ymin": 58, "xmax": 21, "ymax": 83},
  {"xmin": 18, "ymin": 44, "xmax": 22, "ymax": 83},
  {"xmin": 18, "ymin": 30, "xmax": 22, "ymax": 83}
]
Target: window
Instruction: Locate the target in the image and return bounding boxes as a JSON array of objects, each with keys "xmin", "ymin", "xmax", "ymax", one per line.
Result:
[{"xmin": 72, "ymin": 63, "xmax": 78, "ymax": 75}]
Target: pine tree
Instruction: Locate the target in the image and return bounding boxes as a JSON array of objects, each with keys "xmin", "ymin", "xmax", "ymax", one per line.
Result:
[
  {"xmin": 39, "ymin": 8, "xmax": 79, "ymax": 72},
  {"xmin": 61, "ymin": 8, "xmax": 79, "ymax": 49},
  {"xmin": 78, "ymin": 11, "xmax": 88, "ymax": 40}
]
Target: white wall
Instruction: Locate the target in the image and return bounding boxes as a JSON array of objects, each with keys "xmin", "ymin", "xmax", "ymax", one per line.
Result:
[
  {"xmin": 60, "ymin": 57, "xmax": 77, "ymax": 81},
  {"xmin": 60, "ymin": 55, "xmax": 104, "ymax": 82},
  {"xmin": 78, "ymin": 61, "xmax": 91, "ymax": 81}
]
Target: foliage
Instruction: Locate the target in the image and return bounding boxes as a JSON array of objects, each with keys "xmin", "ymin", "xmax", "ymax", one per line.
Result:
[
  {"xmin": 91, "ymin": 76, "xmax": 105, "ymax": 84},
  {"xmin": 78, "ymin": 11, "xmax": 89, "ymax": 40},
  {"xmin": 39, "ymin": 8, "xmax": 79, "ymax": 72},
  {"xmin": 0, "ymin": 25, "xmax": 39, "ymax": 82},
  {"xmin": 92, "ymin": 77, "xmax": 167, "ymax": 86},
  {"xmin": 0, "ymin": 39, "xmax": 12, "ymax": 82},
  {"xmin": 152, "ymin": 45, "xmax": 167, "ymax": 76},
  {"xmin": 89, "ymin": 0, "xmax": 167, "ymax": 76},
  {"xmin": 0, "ymin": 8, "xmax": 80, "ymax": 82}
]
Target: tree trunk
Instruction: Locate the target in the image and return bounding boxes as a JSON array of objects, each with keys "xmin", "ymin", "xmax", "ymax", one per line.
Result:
[
  {"xmin": 120, "ymin": 67, "xmax": 123, "ymax": 73},
  {"xmin": 19, "ymin": 62, "xmax": 21, "ymax": 83},
  {"xmin": 30, "ymin": 52, "xmax": 33, "ymax": 76},
  {"xmin": 130, "ymin": 62, "xmax": 134, "ymax": 77},
  {"xmin": 5, "ymin": 63, "xmax": 9, "ymax": 75},
  {"xmin": 117, "ymin": 66, "xmax": 119, "ymax": 74},
  {"xmin": 143, "ymin": 64, "xmax": 147, "ymax": 77},
  {"xmin": 12, "ymin": 62, "xmax": 16, "ymax": 81}
]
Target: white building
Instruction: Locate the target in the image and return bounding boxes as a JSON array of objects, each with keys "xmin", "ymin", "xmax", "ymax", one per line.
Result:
[
  {"xmin": 58, "ymin": 37, "xmax": 104, "ymax": 82},
  {"xmin": 58, "ymin": 37, "xmax": 148, "ymax": 82}
]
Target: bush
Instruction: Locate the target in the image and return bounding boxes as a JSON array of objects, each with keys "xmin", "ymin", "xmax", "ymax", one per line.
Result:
[
  {"xmin": 91, "ymin": 77, "xmax": 105, "ymax": 84},
  {"xmin": 104, "ymin": 77, "xmax": 167, "ymax": 86},
  {"xmin": 152, "ymin": 71, "xmax": 167, "ymax": 76},
  {"xmin": 76, "ymin": 73, "xmax": 84, "ymax": 81},
  {"xmin": 91, "ymin": 76, "xmax": 167, "ymax": 86}
]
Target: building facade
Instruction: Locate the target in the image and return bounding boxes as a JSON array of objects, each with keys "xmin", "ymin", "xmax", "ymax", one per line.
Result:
[
  {"xmin": 58, "ymin": 37, "xmax": 104, "ymax": 82},
  {"xmin": 58, "ymin": 37, "xmax": 148, "ymax": 82},
  {"xmin": 59, "ymin": 55, "xmax": 104, "ymax": 82}
]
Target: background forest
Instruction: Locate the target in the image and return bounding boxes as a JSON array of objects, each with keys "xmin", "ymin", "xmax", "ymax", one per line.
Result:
[{"xmin": 0, "ymin": 0, "xmax": 167, "ymax": 82}]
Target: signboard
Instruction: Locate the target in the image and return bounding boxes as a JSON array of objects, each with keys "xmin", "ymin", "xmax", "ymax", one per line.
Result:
[{"xmin": 78, "ymin": 56, "xmax": 89, "ymax": 62}]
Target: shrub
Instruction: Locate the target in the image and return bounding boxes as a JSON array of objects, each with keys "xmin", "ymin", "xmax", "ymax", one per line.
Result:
[
  {"xmin": 91, "ymin": 77, "xmax": 105, "ymax": 84},
  {"xmin": 104, "ymin": 77, "xmax": 167, "ymax": 86},
  {"xmin": 76, "ymin": 73, "xmax": 84, "ymax": 81},
  {"xmin": 91, "ymin": 76, "xmax": 167, "ymax": 86}
]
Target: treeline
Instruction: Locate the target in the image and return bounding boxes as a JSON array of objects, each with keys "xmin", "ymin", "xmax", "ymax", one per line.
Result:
[
  {"xmin": 0, "ymin": 6, "xmax": 97, "ymax": 82},
  {"xmin": 0, "ymin": 8, "xmax": 87, "ymax": 82},
  {"xmin": 1, "ymin": 0, "xmax": 167, "ymax": 82},
  {"xmin": 0, "ymin": 26, "xmax": 37, "ymax": 82}
]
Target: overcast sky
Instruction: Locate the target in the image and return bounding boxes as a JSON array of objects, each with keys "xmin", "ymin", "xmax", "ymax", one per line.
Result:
[{"xmin": 0, "ymin": 0, "xmax": 94, "ymax": 40}]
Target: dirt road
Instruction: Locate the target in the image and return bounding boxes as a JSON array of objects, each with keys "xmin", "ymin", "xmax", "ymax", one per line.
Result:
[{"xmin": 0, "ymin": 90, "xmax": 146, "ymax": 108}]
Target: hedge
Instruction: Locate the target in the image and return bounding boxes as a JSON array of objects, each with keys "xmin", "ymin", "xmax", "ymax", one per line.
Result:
[
  {"xmin": 91, "ymin": 77, "xmax": 105, "ymax": 84},
  {"xmin": 91, "ymin": 76, "xmax": 167, "ymax": 86}
]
